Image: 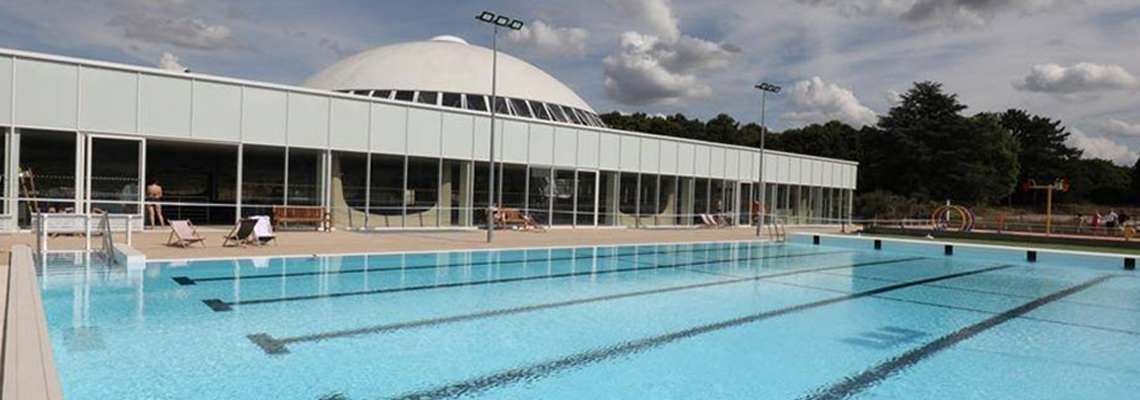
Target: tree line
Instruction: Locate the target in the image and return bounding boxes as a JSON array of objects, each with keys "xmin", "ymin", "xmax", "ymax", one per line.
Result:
[{"xmin": 600, "ymin": 82, "xmax": 1140, "ymax": 218}]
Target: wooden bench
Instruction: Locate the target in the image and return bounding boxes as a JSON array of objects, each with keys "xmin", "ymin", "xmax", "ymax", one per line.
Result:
[
  {"xmin": 493, "ymin": 208, "xmax": 544, "ymax": 231},
  {"xmin": 272, "ymin": 205, "xmax": 330, "ymax": 231}
]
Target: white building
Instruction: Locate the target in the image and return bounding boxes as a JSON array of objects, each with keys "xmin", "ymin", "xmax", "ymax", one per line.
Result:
[{"xmin": 0, "ymin": 36, "xmax": 857, "ymax": 231}]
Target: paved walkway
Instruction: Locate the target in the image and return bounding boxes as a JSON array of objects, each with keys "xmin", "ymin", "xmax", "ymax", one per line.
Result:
[{"xmin": 3, "ymin": 226, "xmax": 845, "ymax": 262}]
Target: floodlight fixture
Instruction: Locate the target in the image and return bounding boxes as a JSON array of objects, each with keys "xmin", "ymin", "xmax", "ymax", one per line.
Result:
[
  {"xmin": 509, "ymin": 20, "xmax": 525, "ymax": 30},
  {"xmin": 755, "ymin": 82, "xmax": 782, "ymax": 93},
  {"xmin": 476, "ymin": 11, "xmax": 495, "ymax": 23},
  {"xmin": 475, "ymin": 10, "xmax": 525, "ymax": 242},
  {"xmin": 754, "ymin": 81, "xmax": 782, "ymax": 236}
]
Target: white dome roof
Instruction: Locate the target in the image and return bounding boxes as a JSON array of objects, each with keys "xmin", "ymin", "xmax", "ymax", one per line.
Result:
[{"xmin": 302, "ymin": 36, "xmax": 596, "ymax": 113}]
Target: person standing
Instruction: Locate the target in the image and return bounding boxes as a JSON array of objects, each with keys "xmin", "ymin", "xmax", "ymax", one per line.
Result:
[{"xmin": 146, "ymin": 180, "xmax": 166, "ymax": 228}]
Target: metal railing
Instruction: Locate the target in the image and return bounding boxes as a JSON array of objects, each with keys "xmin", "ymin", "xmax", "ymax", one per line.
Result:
[{"xmin": 33, "ymin": 213, "xmax": 136, "ymax": 262}]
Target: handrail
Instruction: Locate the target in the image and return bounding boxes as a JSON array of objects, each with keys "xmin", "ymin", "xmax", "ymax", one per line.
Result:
[
  {"xmin": 33, "ymin": 213, "xmax": 136, "ymax": 262},
  {"xmin": 99, "ymin": 213, "xmax": 117, "ymax": 266}
]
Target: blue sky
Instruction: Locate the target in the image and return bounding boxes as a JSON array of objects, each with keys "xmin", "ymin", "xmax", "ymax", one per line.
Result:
[{"xmin": 2, "ymin": 0, "xmax": 1140, "ymax": 165}]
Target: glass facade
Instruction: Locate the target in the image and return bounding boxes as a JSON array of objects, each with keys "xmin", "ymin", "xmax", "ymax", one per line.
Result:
[{"xmin": 0, "ymin": 127, "xmax": 855, "ymax": 231}]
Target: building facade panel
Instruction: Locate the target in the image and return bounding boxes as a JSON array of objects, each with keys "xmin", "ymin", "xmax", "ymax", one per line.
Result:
[
  {"xmin": 139, "ymin": 73, "xmax": 192, "ymax": 138},
  {"xmin": 739, "ymin": 151, "xmax": 754, "ymax": 181},
  {"xmin": 286, "ymin": 92, "xmax": 330, "ymax": 148},
  {"xmin": 500, "ymin": 120, "xmax": 528, "ymax": 163},
  {"xmin": 552, "ymin": 126, "xmax": 577, "ymax": 167},
  {"xmin": 528, "ymin": 123, "xmax": 555, "ymax": 166},
  {"xmin": 725, "ymin": 149, "xmax": 740, "ymax": 180},
  {"xmin": 677, "ymin": 143, "xmax": 695, "ymax": 176},
  {"xmin": 694, "ymin": 145, "xmax": 710, "ymax": 176},
  {"xmin": 598, "ymin": 132, "xmax": 619, "ymax": 170},
  {"xmin": 329, "ymin": 97, "xmax": 370, "ymax": 151},
  {"xmin": 441, "ymin": 113, "xmax": 474, "ymax": 160},
  {"xmin": 406, "ymin": 107, "xmax": 442, "ymax": 157},
  {"xmin": 471, "ymin": 116, "xmax": 490, "ymax": 160},
  {"xmin": 0, "ymin": 56, "xmax": 11, "ymax": 124},
  {"xmin": 371, "ymin": 103, "xmax": 406, "ymax": 154},
  {"xmin": 709, "ymin": 147, "xmax": 726, "ymax": 179},
  {"xmin": 619, "ymin": 136, "xmax": 639, "ymax": 172},
  {"xmin": 576, "ymin": 129, "xmax": 599, "ymax": 169},
  {"xmin": 659, "ymin": 140, "xmax": 678, "ymax": 175},
  {"xmin": 79, "ymin": 66, "xmax": 137, "ymax": 134},
  {"xmin": 241, "ymin": 87, "xmax": 287, "ymax": 146},
  {"xmin": 640, "ymin": 137, "xmax": 660, "ymax": 173},
  {"xmin": 15, "ymin": 59, "xmax": 77, "ymax": 129},
  {"xmin": 192, "ymin": 80, "xmax": 242, "ymax": 142}
]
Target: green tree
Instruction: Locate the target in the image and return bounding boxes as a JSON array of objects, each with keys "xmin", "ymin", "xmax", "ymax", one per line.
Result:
[{"xmin": 999, "ymin": 109, "xmax": 1082, "ymax": 204}]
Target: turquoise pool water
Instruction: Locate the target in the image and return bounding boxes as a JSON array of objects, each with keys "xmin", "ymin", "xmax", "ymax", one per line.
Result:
[{"xmin": 37, "ymin": 241, "xmax": 1140, "ymax": 399}]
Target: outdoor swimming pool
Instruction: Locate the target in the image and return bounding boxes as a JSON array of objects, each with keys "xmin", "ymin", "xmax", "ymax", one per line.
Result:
[{"xmin": 37, "ymin": 240, "xmax": 1140, "ymax": 399}]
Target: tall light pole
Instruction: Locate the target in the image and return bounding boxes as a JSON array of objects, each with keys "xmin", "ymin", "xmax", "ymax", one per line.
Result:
[
  {"xmin": 754, "ymin": 82, "xmax": 781, "ymax": 237},
  {"xmin": 476, "ymin": 11, "xmax": 524, "ymax": 242}
]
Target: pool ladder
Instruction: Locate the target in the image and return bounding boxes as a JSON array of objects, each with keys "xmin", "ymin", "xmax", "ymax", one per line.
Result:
[{"xmin": 767, "ymin": 217, "xmax": 787, "ymax": 243}]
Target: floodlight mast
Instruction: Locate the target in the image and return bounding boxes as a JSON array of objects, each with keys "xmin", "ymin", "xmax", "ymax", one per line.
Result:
[
  {"xmin": 476, "ymin": 11, "xmax": 524, "ymax": 243},
  {"xmin": 754, "ymin": 82, "xmax": 781, "ymax": 237}
]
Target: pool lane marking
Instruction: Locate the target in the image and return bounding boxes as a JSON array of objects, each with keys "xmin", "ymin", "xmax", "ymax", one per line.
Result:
[
  {"xmin": 796, "ymin": 273, "xmax": 1117, "ymax": 400},
  {"xmin": 763, "ymin": 279, "xmax": 1140, "ymax": 338},
  {"xmin": 202, "ymin": 249, "xmax": 857, "ymax": 312},
  {"xmin": 247, "ymin": 256, "xmax": 924, "ymax": 355},
  {"xmin": 172, "ymin": 245, "xmax": 836, "ymax": 286},
  {"xmin": 371, "ymin": 264, "xmax": 1017, "ymax": 400},
  {"xmin": 813, "ymin": 269, "xmax": 1140, "ymax": 315}
]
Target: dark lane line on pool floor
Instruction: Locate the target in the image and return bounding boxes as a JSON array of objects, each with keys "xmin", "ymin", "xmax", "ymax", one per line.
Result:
[
  {"xmin": 813, "ymin": 269, "xmax": 1140, "ymax": 315},
  {"xmin": 173, "ymin": 245, "xmax": 836, "ymax": 286},
  {"xmin": 202, "ymin": 250, "xmax": 861, "ymax": 312},
  {"xmin": 366, "ymin": 264, "xmax": 1017, "ymax": 400},
  {"xmin": 796, "ymin": 273, "xmax": 1117, "ymax": 400},
  {"xmin": 760, "ymin": 278, "xmax": 1140, "ymax": 338},
  {"xmin": 247, "ymin": 257, "xmax": 924, "ymax": 355}
]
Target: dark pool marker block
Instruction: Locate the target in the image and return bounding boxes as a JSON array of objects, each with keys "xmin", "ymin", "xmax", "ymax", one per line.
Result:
[
  {"xmin": 813, "ymin": 235, "xmax": 821, "ymax": 245},
  {"xmin": 203, "ymin": 299, "xmax": 233, "ymax": 312},
  {"xmin": 247, "ymin": 333, "xmax": 289, "ymax": 355},
  {"xmin": 1126, "ymin": 258, "xmax": 1136, "ymax": 271},
  {"xmin": 796, "ymin": 274, "xmax": 1116, "ymax": 400},
  {"xmin": 874, "ymin": 240, "xmax": 882, "ymax": 250},
  {"xmin": 172, "ymin": 276, "xmax": 196, "ymax": 286},
  {"xmin": 944, "ymin": 245, "xmax": 953, "ymax": 256},
  {"xmin": 1027, "ymin": 251, "xmax": 1037, "ymax": 263}
]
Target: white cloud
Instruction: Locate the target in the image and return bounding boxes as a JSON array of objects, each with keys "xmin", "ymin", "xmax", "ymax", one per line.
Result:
[
  {"xmin": 801, "ymin": 0, "xmax": 1073, "ymax": 29},
  {"xmin": 109, "ymin": 13, "xmax": 249, "ymax": 51},
  {"xmin": 1068, "ymin": 129, "xmax": 1138, "ymax": 165},
  {"xmin": 1103, "ymin": 118, "xmax": 1140, "ymax": 138},
  {"xmin": 782, "ymin": 77, "xmax": 878, "ymax": 128},
  {"xmin": 505, "ymin": 20, "xmax": 589, "ymax": 57},
  {"xmin": 156, "ymin": 52, "xmax": 188, "ymax": 71},
  {"xmin": 606, "ymin": 0, "xmax": 680, "ymax": 41},
  {"xmin": 602, "ymin": 0, "xmax": 738, "ymax": 105},
  {"xmin": 1013, "ymin": 62, "xmax": 1139, "ymax": 94}
]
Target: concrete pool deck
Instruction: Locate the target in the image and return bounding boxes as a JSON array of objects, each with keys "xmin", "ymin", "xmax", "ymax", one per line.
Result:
[{"xmin": 3, "ymin": 226, "xmax": 850, "ymax": 262}]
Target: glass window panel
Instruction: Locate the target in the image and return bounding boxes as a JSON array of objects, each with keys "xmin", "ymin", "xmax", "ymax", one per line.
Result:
[
  {"xmin": 372, "ymin": 90, "xmax": 392, "ymax": 99},
  {"xmin": 333, "ymin": 151, "xmax": 368, "ymax": 228},
  {"xmin": 90, "ymin": 138, "xmax": 140, "ymax": 212},
  {"xmin": 576, "ymin": 171, "xmax": 596, "ymax": 226},
  {"xmin": 241, "ymin": 145, "xmax": 284, "ymax": 217},
  {"xmin": 552, "ymin": 169, "xmax": 574, "ymax": 225},
  {"xmin": 405, "ymin": 157, "xmax": 439, "ymax": 227},
  {"xmin": 527, "ymin": 167, "xmax": 552, "ymax": 225},
  {"xmin": 561, "ymin": 105, "xmax": 583, "ymax": 125},
  {"xmin": 145, "ymin": 139, "xmax": 237, "ymax": 225},
  {"xmin": 657, "ymin": 176, "xmax": 677, "ymax": 225},
  {"xmin": 473, "ymin": 162, "xmax": 491, "ymax": 225},
  {"xmin": 493, "ymin": 97, "xmax": 512, "ymax": 115},
  {"xmin": 416, "ymin": 91, "xmax": 438, "ymax": 105},
  {"xmin": 509, "ymin": 98, "xmax": 532, "ymax": 118},
  {"xmin": 443, "ymin": 160, "xmax": 470, "ymax": 227},
  {"xmin": 548, "ymin": 104, "xmax": 568, "ymax": 123},
  {"xmin": 441, "ymin": 92, "xmax": 463, "ymax": 108},
  {"xmin": 368, "ymin": 154, "xmax": 404, "ymax": 227},
  {"xmin": 287, "ymin": 148, "xmax": 322, "ymax": 206},
  {"xmin": 529, "ymin": 101, "xmax": 551, "ymax": 121},
  {"xmin": 693, "ymin": 178, "xmax": 709, "ymax": 224},
  {"xmin": 394, "ymin": 90, "xmax": 415, "ymax": 101},
  {"xmin": 466, "ymin": 94, "xmax": 488, "ymax": 112},
  {"xmin": 619, "ymin": 172, "xmax": 638, "ymax": 215},
  {"xmin": 499, "ymin": 164, "xmax": 527, "ymax": 210},
  {"xmin": 638, "ymin": 174, "xmax": 658, "ymax": 217}
]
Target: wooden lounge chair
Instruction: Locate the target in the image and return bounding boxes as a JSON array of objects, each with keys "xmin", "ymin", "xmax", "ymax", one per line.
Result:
[
  {"xmin": 699, "ymin": 214, "xmax": 718, "ymax": 229},
  {"xmin": 494, "ymin": 208, "xmax": 545, "ymax": 232},
  {"xmin": 222, "ymin": 218, "xmax": 259, "ymax": 247},
  {"xmin": 167, "ymin": 220, "xmax": 206, "ymax": 248}
]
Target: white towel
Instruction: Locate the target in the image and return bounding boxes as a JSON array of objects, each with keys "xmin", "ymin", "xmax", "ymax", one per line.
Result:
[{"xmin": 251, "ymin": 215, "xmax": 274, "ymax": 238}]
